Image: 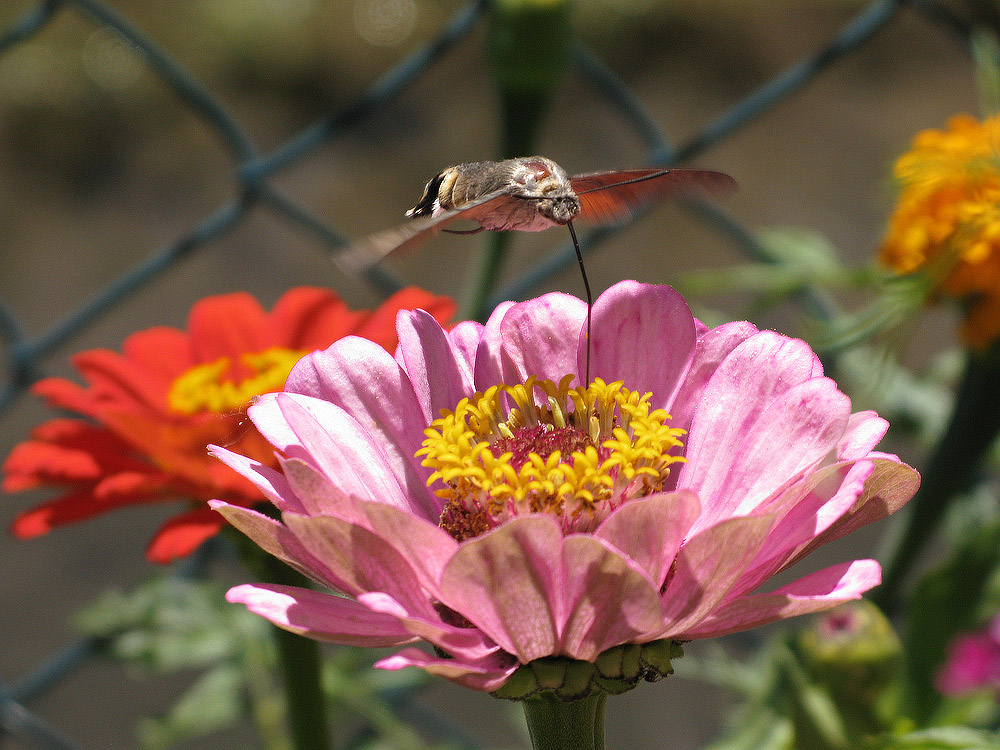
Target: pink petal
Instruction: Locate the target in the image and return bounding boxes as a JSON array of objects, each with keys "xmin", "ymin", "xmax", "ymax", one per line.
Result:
[
  {"xmin": 209, "ymin": 446, "xmax": 303, "ymax": 513},
  {"xmin": 282, "ymin": 513, "xmax": 439, "ymax": 619},
  {"xmin": 937, "ymin": 632, "xmax": 1000, "ymax": 694},
  {"xmin": 589, "ymin": 281, "xmax": 696, "ymax": 405},
  {"xmin": 787, "ymin": 458, "xmax": 920, "ymax": 566},
  {"xmin": 267, "ymin": 393, "xmax": 410, "ymax": 510},
  {"xmin": 284, "ymin": 336, "xmax": 437, "ymax": 516},
  {"xmin": 838, "ymin": 410, "xmax": 889, "ymax": 460},
  {"xmin": 352, "ymin": 501, "xmax": 459, "ymax": 592},
  {"xmin": 473, "ymin": 300, "xmax": 516, "ymax": 389},
  {"xmin": 226, "ymin": 583, "xmax": 416, "ymax": 647},
  {"xmin": 731, "ymin": 460, "xmax": 874, "ymax": 598},
  {"xmin": 497, "ymin": 292, "xmax": 587, "ymax": 385},
  {"xmin": 358, "ymin": 592, "xmax": 498, "ymax": 661},
  {"xmin": 375, "ymin": 647, "xmax": 517, "ymax": 692},
  {"xmin": 439, "ymin": 516, "xmax": 562, "ymax": 662},
  {"xmin": 680, "ymin": 376, "xmax": 851, "ymax": 534},
  {"xmin": 594, "ymin": 491, "xmax": 700, "ymax": 590},
  {"xmin": 658, "ymin": 514, "xmax": 775, "ymax": 637},
  {"xmin": 677, "ymin": 559, "xmax": 882, "ymax": 639},
  {"xmin": 439, "ymin": 516, "xmax": 663, "ymax": 663},
  {"xmin": 396, "ymin": 308, "xmax": 474, "ymax": 423},
  {"xmin": 210, "ymin": 502, "xmax": 348, "ymax": 590},
  {"xmin": 277, "ymin": 456, "xmax": 362, "ymax": 521},
  {"xmin": 447, "ymin": 320, "xmax": 486, "ymax": 386},
  {"xmin": 666, "ymin": 321, "xmax": 759, "ymax": 435},
  {"xmin": 560, "ymin": 534, "xmax": 664, "ymax": 660}
]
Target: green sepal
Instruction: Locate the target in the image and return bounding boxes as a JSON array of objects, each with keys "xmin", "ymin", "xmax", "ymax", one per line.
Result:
[{"xmin": 492, "ymin": 639, "xmax": 682, "ymax": 702}]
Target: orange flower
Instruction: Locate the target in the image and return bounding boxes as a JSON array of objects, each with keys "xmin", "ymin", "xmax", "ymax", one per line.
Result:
[
  {"xmin": 3, "ymin": 286, "xmax": 455, "ymax": 562},
  {"xmin": 879, "ymin": 113, "xmax": 1000, "ymax": 349}
]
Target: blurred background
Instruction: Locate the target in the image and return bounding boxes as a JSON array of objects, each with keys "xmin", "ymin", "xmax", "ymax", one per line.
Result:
[{"xmin": 0, "ymin": 0, "xmax": 983, "ymax": 747}]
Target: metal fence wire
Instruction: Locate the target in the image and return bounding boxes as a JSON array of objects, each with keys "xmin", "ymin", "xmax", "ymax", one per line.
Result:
[{"xmin": 0, "ymin": 0, "xmax": 979, "ymax": 747}]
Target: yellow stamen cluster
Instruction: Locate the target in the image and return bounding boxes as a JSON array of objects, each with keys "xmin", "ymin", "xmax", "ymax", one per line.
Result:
[
  {"xmin": 417, "ymin": 376, "xmax": 686, "ymax": 538},
  {"xmin": 168, "ymin": 347, "xmax": 306, "ymax": 415},
  {"xmin": 879, "ymin": 113, "xmax": 1000, "ymax": 348}
]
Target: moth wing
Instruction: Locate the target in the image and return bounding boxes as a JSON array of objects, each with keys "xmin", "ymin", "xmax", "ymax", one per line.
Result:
[
  {"xmin": 570, "ymin": 168, "xmax": 737, "ymax": 226},
  {"xmin": 334, "ymin": 188, "xmax": 517, "ymax": 274}
]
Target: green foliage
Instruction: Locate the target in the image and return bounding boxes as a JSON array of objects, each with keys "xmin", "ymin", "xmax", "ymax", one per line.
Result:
[
  {"xmin": 866, "ymin": 726, "xmax": 1000, "ymax": 750},
  {"xmin": 675, "ymin": 227, "xmax": 855, "ymax": 302},
  {"xmin": 72, "ymin": 575, "xmax": 454, "ymax": 750},
  {"xmin": 75, "ymin": 575, "xmax": 282, "ymax": 749},
  {"xmin": 902, "ymin": 516, "xmax": 1000, "ymax": 723}
]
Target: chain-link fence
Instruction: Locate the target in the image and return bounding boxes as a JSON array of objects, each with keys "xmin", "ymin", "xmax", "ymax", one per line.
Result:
[{"xmin": 0, "ymin": 0, "xmax": 979, "ymax": 747}]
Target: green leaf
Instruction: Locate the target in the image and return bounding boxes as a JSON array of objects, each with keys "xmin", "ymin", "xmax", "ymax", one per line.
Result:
[
  {"xmin": 973, "ymin": 28, "xmax": 1000, "ymax": 119},
  {"xmin": 871, "ymin": 726, "xmax": 1000, "ymax": 750},
  {"xmin": 903, "ymin": 517, "xmax": 1000, "ymax": 721},
  {"xmin": 755, "ymin": 227, "xmax": 844, "ymax": 276},
  {"xmin": 136, "ymin": 665, "xmax": 248, "ymax": 750},
  {"xmin": 702, "ymin": 709, "xmax": 795, "ymax": 750},
  {"xmin": 74, "ymin": 575, "xmax": 270, "ymax": 672}
]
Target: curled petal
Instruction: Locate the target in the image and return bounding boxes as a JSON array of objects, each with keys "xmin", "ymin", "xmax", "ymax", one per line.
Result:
[
  {"xmin": 375, "ymin": 647, "xmax": 517, "ymax": 692},
  {"xmin": 677, "ymin": 560, "xmax": 882, "ymax": 639},
  {"xmin": 788, "ymin": 458, "xmax": 920, "ymax": 566},
  {"xmin": 227, "ymin": 583, "xmax": 416, "ymax": 647},
  {"xmin": 210, "ymin": 446, "xmax": 302, "ymax": 513}
]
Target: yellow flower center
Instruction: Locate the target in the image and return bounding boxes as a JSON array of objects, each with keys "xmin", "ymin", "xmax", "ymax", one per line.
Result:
[
  {"xmin": 417, "ymin": 376, "xmax": 686, "ymax": 541},
  {"xmin": 167, "ymin": 347, "xmax": 307, "ymax": 415}
]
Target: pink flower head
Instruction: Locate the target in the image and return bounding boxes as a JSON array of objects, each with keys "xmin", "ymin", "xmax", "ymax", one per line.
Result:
[
  {"xmin": 937, "ymin": 614, "xmax": 1000, "ymax": 696},
  {"xmin": 211, "ymin": 281, "xmax": 919, "ymax": 692}
]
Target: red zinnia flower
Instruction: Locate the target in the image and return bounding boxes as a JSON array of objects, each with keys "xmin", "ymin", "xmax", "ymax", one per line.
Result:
[{"xmin": 3, "ymin": 286, "xmax": 455, "ymax": 563}]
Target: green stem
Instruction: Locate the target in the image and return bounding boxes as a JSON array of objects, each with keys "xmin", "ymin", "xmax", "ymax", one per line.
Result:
[
  {"xmin": 458, "ymin": 0, "xmax": 572, "ymax": 322},
  {"xmin": 460, "ymin": 231, "xmax": 513, "ymax": 322},
  {"xmin": 261, "ymin": 553, "xmax": 332, "ymax": 750},
  {"xmin": 874, "ymin": 346, "xmax": 1000, "ymax": 613},
  {"xmin": 522, "ymin": 693, "xmax": 606, "ymax": 750}
]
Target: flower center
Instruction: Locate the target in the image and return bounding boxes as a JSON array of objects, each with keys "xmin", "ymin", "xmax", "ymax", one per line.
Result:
[
  {"xmin": 167, "ymin": 347, "xmax": 306, "ymax": 415},
  {"xmin": 417, "ymin": 376, "xmax": 686, "ymax": 541}
]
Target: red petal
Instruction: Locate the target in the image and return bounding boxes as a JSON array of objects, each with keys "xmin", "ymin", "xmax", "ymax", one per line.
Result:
[
  {"xmin": 32, "ymin": 378, "xmax": 100, "ymax": 416},
  {"xmin": 187, "ymin": 293, "xmax": 271, "ymax": 361},
  {"xmin": 269, "ymin": 287, "xmax": 364, "ymax": 349},
  {"xmin": 122, "ymin": 326, "xmax": 193, "ymax": 379},
  {"xmin": 94, "ymin": 471, "xmax": 172, "ymax": 498},
  {"xmin": 3, "ymin": 441, "xmax": 102, "ymax": 490},
  {"xmin": 11, "ymin": 487, "xmax": 153, "ymax": 537},
  {"xmin": 72, "ymin": 348, "xmax": 171, "ymax": 413},
  {"xmin": 354, "ymin": 287, "xmax": 456, "ymax": 349},
  {"xmin": 2, "ymin": 420, "xmax": 157, "ymax": 491},
  {"xmin": 146, "ymin": 507, "xmax": 227, "ymax": 563}
]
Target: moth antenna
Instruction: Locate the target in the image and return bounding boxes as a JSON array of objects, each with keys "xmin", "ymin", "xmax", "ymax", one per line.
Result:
[
  {"xmin": 566, "ymin": 220, "xmax": 591, "ymax": 387},
  {"xmin": 574, "ymin": 170, "xmax": 671, "ymax": 194}
]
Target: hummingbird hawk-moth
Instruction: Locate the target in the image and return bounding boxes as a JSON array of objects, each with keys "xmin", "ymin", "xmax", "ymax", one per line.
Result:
[
  {"xmin": 335, "ymin": 156, "xmax": 736, "ymax": 274},
  {"xmin": 338, "ymin": 155, "xmax": 735, "ymax": 384}
]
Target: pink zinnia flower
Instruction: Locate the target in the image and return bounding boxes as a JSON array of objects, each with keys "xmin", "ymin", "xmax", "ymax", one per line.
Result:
[
  {"xmin": 211, "ymin": 281, "xmax": 919, "ymax": 692},
  {"xmin": 937, "ymin": 614, "xmax": 1000, "ymax": 696}
]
